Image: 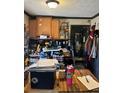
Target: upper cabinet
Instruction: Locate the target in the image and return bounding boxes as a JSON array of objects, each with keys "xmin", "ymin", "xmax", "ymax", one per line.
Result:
[
  {"xmin": 37, "ymin": 17, "xmax": 52, "ymax": 37},
  {"xmin": 29, "ymin": 19, "xmax": 37, "ymax": 38},
  {"xmin": 51, "ymin": 19, "xmax": 60, "ymax": 39},
  {"xmin": 29, "ymin": 17, "xmax": 60, "ymax": 39}
]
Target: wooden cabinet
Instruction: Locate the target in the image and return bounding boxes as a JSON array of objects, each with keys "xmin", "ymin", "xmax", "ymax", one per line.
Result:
[
  {"xmin": 51, "ymin": 19, "xmax": 60, "ymax": 39},
  {"xmin": 29, "ymin": 20, "xmax": 37, "ymax": 38},
  {"xmin": 29, "ymin": 17, "xmax": 60, "ymax": 39},
  {"xmin": 37, "ymin": 17, "xmax": 52, "ymax": 37}
]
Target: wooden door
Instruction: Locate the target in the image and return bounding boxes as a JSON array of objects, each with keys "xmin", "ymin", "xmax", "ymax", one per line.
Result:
[
  {"xmin": 37, "ymin": 17, "xmax": 52, "ymax": 37},
  {"xmin": 29, "ymin": 20, "xmax": 37, "ymax": 38},
  {"xmin": 51, "ymin": 19, "xmax": 60, "ymax": 39}
]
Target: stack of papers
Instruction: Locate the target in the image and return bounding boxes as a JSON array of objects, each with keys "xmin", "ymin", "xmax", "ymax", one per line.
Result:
[
  {"xmin": 37, "ymin": 59, "xmax": 58, "ymax": 67},
  {"xmin": 25, "ymin": 59, "xmax": 58, "ymax": 71},
  {"xmin": 28, "ymin": 59, "xmax": 58, "ymax": 71},
  {"xmin": 77, "ymin": 75, "xmax": 99, "ymax": 90}
]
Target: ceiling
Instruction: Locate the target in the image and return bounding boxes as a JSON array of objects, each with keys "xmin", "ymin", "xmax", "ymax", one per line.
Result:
[{"xmin": 24, "ymin": 0, "xmax": 99, "ymax": 18}]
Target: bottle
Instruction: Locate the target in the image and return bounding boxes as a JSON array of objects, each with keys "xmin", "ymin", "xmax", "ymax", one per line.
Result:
[{"xmin": 66, "ymin": 65, "xmax": 74, "ymax": 86}]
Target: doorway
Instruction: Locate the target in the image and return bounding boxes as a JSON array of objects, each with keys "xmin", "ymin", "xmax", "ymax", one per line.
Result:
[{"xmin": 70, "ymin": 25, "xmax": 90, "ymax": 62}]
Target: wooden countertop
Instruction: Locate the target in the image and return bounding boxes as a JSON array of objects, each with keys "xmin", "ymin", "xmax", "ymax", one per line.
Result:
[{"xmin": 57, "ymin": 69, "xmax": 99, "ymax": 92}]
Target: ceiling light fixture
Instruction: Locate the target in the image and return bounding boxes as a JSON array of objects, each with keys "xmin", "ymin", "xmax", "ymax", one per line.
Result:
[{"xmin": 46, "ymin": 0, "xmax": 59, "ymax": 8}]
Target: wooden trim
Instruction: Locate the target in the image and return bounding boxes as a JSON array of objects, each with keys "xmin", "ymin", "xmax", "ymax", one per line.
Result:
[
  {"xmin": 92, "ymin": 13, "xmax": 99, "ymax": 19},
  {"xmin": 24, "ymin": 11, "xmax": 99, "ymax": 19},
  {"xmin": 24, "ymin": 11, "xmax": 32, "ymax": 17},
  {"xmin": 29, "ymin": 15, "xmax": 92, "ymax": 19}
]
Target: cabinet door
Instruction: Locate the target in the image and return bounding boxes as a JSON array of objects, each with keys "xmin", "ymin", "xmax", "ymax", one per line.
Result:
[
  {"xmin": 29, "ymin": 20, "xmax": 37, "ymax": 38},
  {"xmin": 37, "ymin": 17, "xmax": 52, "ymax": 37},
  {"xmin": 51, "ymin": 19, "xmax": 60, "ymax": 39}
]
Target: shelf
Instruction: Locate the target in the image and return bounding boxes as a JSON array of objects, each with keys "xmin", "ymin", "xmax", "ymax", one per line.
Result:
[{"xmin": 29, "ymin": 38, "xmax": 70, "ymax": 41}]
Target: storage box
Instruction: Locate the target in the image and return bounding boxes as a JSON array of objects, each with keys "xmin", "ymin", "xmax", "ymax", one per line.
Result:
[{"xmin": 30, "ymin": 68, "xmax": 56, "ymax": 89}]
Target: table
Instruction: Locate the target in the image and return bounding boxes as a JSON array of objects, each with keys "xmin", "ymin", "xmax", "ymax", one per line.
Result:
[{"xmin": 58, "ymin": 69, "xmax": 99, "ymax": 92}]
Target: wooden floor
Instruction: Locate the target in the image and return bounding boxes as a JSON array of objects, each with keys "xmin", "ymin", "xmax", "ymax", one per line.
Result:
[{"xmin": 29, "ymin": 89, "xmax": 58, "ymax": 93}]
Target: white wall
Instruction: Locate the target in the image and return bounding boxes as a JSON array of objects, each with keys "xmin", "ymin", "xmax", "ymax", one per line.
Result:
[
  {"xmin": 66, "ymin": 19, "xmax": 91, "ymax": 25},
  {"xmin": 91, "ymin": 16, "xmax": 99, "ymax": 30},
  {"xmin": 24, "ymin": 14, "xmax": 29, "ymax": 25}
]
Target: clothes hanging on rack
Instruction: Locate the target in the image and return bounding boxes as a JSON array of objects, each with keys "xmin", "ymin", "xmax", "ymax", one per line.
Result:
[
  {"xmin": 85, "ymin": 36, "xmax": 92, "ymax": 56},
  {"xmin": 84, "ymin": 25, "xmax": 99, "ymax": 62},
  {"xmin": 85, "ymin": 36, "xmax": 98, "ymax": 59},
  {"xmin": 89, "ymin": 37, "xmax": 96, "ymax": 58}
]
